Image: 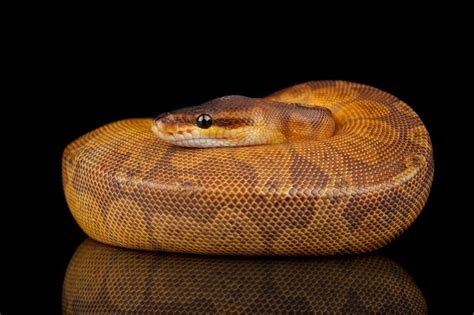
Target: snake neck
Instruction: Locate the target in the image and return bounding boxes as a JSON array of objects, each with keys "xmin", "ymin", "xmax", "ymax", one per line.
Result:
[{"xmin": 261, "ymin": 100, "xmax": 336, "ymax": 143}]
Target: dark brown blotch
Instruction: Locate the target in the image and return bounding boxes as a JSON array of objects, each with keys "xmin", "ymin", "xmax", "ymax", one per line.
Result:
[{"xmin": 214, "ymin": 118, "xmax": 254, "ymax": 128}]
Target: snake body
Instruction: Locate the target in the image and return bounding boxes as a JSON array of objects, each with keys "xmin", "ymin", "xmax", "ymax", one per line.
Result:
[
  {"xmin": 62, "ymin": 81, "xmax": 434, "ymax": 255},
  {"xmin": 63, "ymin": 239, "xmax": 427, "ymax": 314}
]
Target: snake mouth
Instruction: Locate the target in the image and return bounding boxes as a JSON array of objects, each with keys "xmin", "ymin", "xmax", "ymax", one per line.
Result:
[
  {"xmin": 152, "ymin": 121, "xmax": 236, "ymax": 147},
  {"xmin": 152, "ymin": 120, "xmax": 216, "ymax": 147},
  {"xmin": 173, "ymin": 138, "xmax": 235, "ymax": 148},
  {"xmin": 152, "ymin": 124, "xmax": 194, "ymax": 141}
]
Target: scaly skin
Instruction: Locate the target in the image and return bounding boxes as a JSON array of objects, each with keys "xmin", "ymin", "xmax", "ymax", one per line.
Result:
[
  {"xmin": 62, "ymin": 81, "xmax": 434, "ymax": 255},
  {"xmin": 62, "ymin": 239, "xmax": 427, "ymax": 314}
]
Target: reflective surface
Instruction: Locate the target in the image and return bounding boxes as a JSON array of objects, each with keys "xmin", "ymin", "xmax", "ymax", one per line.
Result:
[{"xmin": 63, "ymin": 239, "xmax": 427, "ymax": 314}]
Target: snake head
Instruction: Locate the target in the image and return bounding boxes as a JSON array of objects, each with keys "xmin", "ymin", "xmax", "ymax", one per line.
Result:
[
  {"xmin": 152, "ymin": 96, "xmax": 267, "ymax": 147},
  {"xmin": 152, "ymin": 95, "xmax": 335, "ymax": 148}
]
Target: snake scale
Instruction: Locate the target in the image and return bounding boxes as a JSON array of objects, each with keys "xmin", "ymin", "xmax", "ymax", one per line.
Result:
[
  {"xmin": 62, "ymin": 81, "xmax": 434, "ymax": 255},
  {"xmin": 63, "ymin": 239, "xmax": 427, "ymax": 313}
]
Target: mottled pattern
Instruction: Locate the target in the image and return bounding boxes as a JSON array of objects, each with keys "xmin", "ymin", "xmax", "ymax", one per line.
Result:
[
  {"xmin": 62, "ymin": 239, "xmax": 427, "ymax": 314},
  {"xmin": 62, "ymin": 81, "xmax": 434, "ymax": 255}
]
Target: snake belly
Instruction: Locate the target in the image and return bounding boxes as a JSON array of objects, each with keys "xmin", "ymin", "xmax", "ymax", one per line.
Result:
[{"xmin": 62, "ymin": 81, "xmax": 434, "ymax": 255}]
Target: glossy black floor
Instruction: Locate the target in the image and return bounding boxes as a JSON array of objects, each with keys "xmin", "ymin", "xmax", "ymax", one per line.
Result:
[{"xmin": 3, "ymin": 29, "xmax": 470, "ymax": 313}]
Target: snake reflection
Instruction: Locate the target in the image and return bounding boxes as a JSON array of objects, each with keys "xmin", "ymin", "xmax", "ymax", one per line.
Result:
[{"xmin": 63, "ymin": 239, "xmax": 427, "ymax": 314}]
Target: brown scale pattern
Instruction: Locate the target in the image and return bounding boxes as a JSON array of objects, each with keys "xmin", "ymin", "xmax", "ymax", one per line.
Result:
[
  {"xmin": 62, "ymin": 81, "xmax": 434, "ymax": 255},
  {"xmin": 63, "ymin": 239, "xmax": 427, "ymax": 314}
]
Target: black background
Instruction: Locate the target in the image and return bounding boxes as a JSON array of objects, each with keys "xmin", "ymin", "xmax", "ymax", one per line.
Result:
[{"xmin": 2, "ymin": 18, "xmax": 471, "ymax": 314}]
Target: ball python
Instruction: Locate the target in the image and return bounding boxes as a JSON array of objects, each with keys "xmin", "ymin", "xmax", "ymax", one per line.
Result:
[
  {"xmin": 62, "ymin": 81, "xmax": 434, "ymax": 255},
  {"xmin": 63, "ymin": 238, "xmax": 427, "ymax": 314}
]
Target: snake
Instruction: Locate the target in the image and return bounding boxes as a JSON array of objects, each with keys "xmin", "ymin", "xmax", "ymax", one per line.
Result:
[
  {"xmin": 63, "ymin": 238, "xmax": 427, "ymax": 314},
  {"xmin": 62, "ymin": 81, "xmax": 434, "ymax": 255}
]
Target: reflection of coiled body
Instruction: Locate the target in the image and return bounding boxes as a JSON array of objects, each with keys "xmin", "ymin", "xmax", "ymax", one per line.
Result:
[
  {"xmin": 63, "ymin": 239, "xmax": 427, "ymax": 314},
  {"xmin": 63, "ymin": 81, "xmax": 433, "ymax": 255}
]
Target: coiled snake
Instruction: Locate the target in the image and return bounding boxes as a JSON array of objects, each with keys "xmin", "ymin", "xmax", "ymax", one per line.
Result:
[{"xmin": 62, "ymin": 81, "xmax": 434, "ymax": 255}]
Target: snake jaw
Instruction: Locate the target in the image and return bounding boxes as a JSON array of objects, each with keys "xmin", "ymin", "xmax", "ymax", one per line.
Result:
[{"xmin": 152, "ymin": 117, "xmax": 235, "ymax": 147}]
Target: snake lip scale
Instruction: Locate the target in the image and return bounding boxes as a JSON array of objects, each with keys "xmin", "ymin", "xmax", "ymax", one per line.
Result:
[{"xmin": 62, "ymin": 81, "xmax": 434, "ymax": 256}]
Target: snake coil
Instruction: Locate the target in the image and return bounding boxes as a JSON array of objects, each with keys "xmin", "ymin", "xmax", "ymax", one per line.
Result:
[{"xmin": 63, "ymin": 81, "xmax": 433, "ymax": 255}]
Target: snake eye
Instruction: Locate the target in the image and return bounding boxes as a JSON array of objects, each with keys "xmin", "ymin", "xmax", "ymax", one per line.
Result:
[{"xmin": 196, "ymin": 114, "xmax": 212, "ymax": 129}]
